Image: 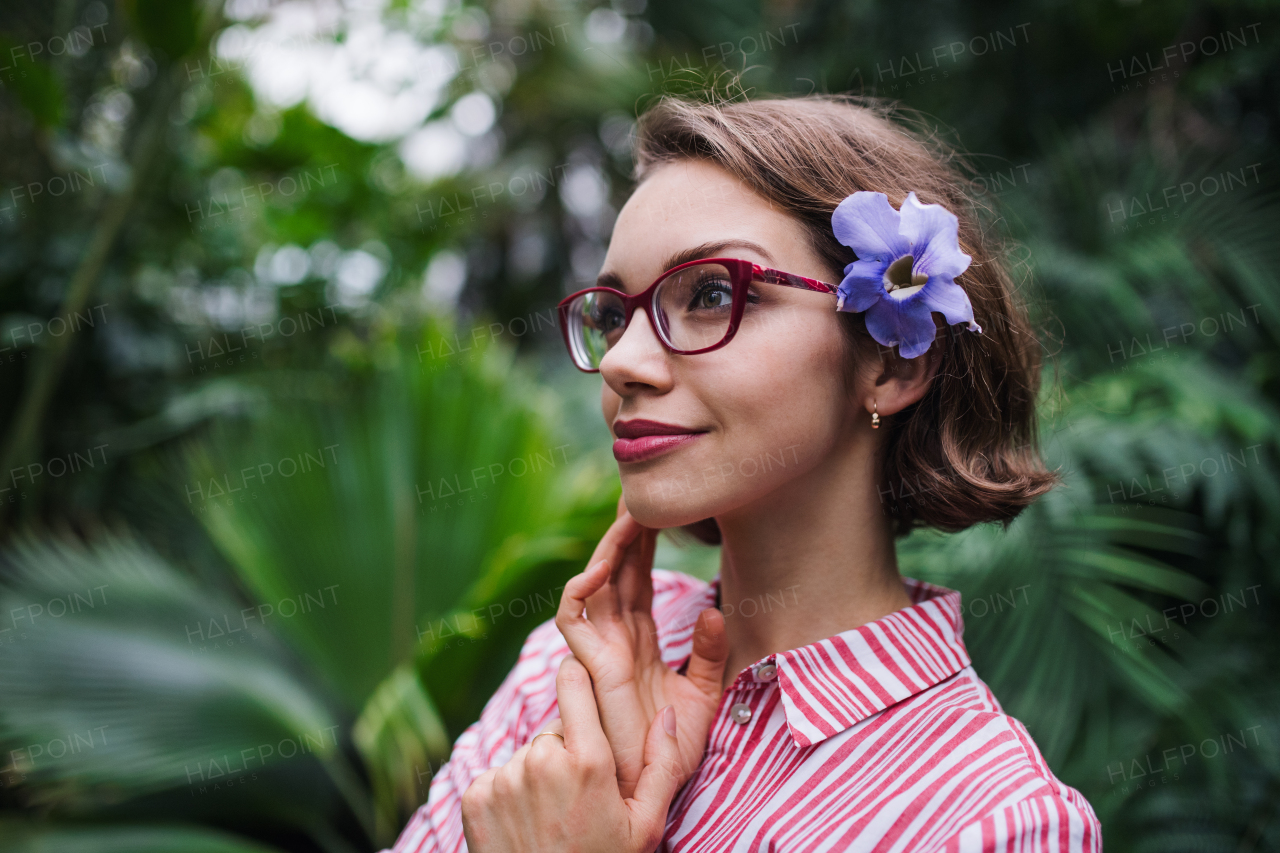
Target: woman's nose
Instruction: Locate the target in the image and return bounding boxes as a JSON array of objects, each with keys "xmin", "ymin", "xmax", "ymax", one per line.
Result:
[{"xmin": 599, "ymin": 305, "xmax": 670, "ymax": 380}]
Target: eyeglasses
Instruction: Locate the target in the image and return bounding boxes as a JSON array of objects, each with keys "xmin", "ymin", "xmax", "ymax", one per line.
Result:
[{"xmin": 557, "ymin": 257, "xmax": 838, "ymax": 373}]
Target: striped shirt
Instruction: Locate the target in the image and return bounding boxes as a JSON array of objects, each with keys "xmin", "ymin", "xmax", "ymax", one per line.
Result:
[{"xmin": 387, "ymin": 569, "xmax": 1101, "ymax": 852}]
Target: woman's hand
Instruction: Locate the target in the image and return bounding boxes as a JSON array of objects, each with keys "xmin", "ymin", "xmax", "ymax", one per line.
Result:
[
  {"xmin": 555, "ymin": 497, "xmax": 729, "ymax": 800},
  {"xmin": 461, "ymin": 655, "xmax": 683, "ymax": 853}
]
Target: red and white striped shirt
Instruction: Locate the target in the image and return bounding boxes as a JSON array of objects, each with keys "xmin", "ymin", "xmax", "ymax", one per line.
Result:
[{"xmin": 387, "ymin": 570, "xmax": 1101, "ymax": 852}]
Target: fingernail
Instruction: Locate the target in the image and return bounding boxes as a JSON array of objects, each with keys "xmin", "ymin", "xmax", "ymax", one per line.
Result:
[{"xmin": 662, "ymin": 705, "xmax": 677, "ymax": 737}]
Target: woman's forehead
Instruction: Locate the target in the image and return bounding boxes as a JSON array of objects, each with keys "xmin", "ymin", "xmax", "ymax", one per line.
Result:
[
  {"xmin": 605, "ymin": 162, "xmax": 807, "ymax": 289},
  {"xmin": 623, "ymin": 160, "xmax": 769, "ymax": 221}
]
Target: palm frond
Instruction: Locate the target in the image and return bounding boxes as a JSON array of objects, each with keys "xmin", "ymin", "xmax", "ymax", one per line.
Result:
[
  {"xmin": 0, "ymin": 529, "xmax": 367, "ymax": 838},
  {"xmin": 0, "ymin": 821, "xmax": 287, "ymax": 853}
]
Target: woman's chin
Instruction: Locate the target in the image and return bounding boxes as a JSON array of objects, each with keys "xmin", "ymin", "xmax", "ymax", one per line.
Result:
[{"xmin": 619, "ymin": 494, "xmax": 716, "ymax": 532}]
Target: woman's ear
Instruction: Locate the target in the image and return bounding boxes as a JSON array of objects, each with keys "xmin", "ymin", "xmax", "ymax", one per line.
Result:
[{"xmin": 868, "ymin": 338, "xmax": 942, "ymax": 417}]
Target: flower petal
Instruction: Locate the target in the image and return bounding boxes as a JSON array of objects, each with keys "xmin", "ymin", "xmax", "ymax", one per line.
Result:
[
  {"xmin": 831, "ymin": 192, "xmax": 911, "ymax": 260},
  {"xmin": 920, "ymin": 274, "xmax": 982, "ymax": 332},
  {"xmin": 863, "ymin": 292, "xmax": 940, "ymax": 359},
  {"xmin": 898, "ymin": 192, "xmax": 971, "ymax": 279},
  {"xmin": 836, "ymin": 259, "xmax": 889, "ymax": 312}
]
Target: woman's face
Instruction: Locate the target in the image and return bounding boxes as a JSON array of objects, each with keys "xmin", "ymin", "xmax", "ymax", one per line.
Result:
[{"xmin": 597, "ymin": 158, "xmax": 864, "ymax": 529}]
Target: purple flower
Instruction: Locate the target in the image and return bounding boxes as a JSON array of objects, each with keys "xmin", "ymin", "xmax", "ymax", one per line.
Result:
[{"xmin": 831, "ymin": 191, "xmax": 981, "ymax": 359}]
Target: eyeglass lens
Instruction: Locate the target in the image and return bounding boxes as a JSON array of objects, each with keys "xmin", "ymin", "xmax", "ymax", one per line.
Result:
[{"xmin": 565, "ymin": 262, "xmax": 738, "ymax": 370}]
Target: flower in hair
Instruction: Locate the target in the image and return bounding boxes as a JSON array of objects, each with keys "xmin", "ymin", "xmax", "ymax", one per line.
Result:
[{"xmin": 831, "ymin": 191, "xmax": 982, "ymax": 359}]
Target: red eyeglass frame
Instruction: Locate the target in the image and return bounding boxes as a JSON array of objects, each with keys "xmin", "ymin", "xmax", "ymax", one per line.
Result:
[{"xmin": 557, "ymin": 257, "xmax": 839, "ymax": 373}]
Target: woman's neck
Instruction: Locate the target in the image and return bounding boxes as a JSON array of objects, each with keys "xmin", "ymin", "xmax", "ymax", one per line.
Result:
[{"xmin": 710, "ymin": 440, "xmax": 913, "ymax": 694}]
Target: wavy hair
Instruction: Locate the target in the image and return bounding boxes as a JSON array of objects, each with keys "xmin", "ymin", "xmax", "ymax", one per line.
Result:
[{"xmin": 630, "ymin": 94, "xmax": 1060, "ymax": 541}]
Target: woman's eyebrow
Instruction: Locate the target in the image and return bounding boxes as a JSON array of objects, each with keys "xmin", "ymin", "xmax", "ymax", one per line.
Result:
[
  {"xmin": 596, "ymin": 270, "xmax": 625, "ymax": 291},
  {"xmin": 596, "ymin": 239, "xmax": 777, "ymax": 293},
  {"xmin": 660, "ymin": 239, "xmax": 776, "ymax": 273}
]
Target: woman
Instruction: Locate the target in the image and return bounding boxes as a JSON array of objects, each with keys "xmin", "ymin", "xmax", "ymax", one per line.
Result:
[{"xmin": 388, "ymin": 94, "xmax": 1101, "ymax": 852}]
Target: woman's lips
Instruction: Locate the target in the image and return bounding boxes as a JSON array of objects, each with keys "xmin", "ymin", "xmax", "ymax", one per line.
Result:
[{"xmin": 612, "ymin": 432, "xmax": 705, "ymax": 463}]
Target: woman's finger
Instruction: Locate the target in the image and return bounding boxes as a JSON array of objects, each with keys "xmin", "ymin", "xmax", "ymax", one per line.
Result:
[
  {"xmin": 506, "ymin": 725, "xmax": 546, "ymax": 769},
  {"xmin": 629, "ymin": 705, "xmax": 683, "ymax": 830},
  {"xmin": 554, "ymin": 654, "xmax": 611, "ymax": 758},
  {"xmin": 589, "ymin": 505, "xmax": 643, "ymax": 576},
  {"xmin": 616, "ymin": 524, "xmax": 658, "ymax": 617},
  {"xmin": 684, "ymin": 607, "xmax": 730, "ymax": 700},
  {"xmin": 555, "ymin": 559, "xmax": 611, "ymax": 663},
  {"xmin": 581, "ymin": 511, "xmax": 644, "ymax": 626},
  {"xmin": 528, "ymin": 716, "xmax": 566, "ymax": 753},
  {"xmin": 460, "ymin": 768, "xmax": 499, "ymax": 852}
]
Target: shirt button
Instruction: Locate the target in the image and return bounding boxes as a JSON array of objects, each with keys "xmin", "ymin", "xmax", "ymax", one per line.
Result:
[
  {"xmin": 729, "ymin": 702, "xmax": 752, "ymax": 724},
  {"xmin": 753, "ymin": 662, "xmax": 777, "ymax": 682}
]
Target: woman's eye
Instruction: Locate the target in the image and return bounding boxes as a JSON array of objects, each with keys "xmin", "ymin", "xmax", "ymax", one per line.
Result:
[
  {"xmin": 690, "ymin": 279, "xmax": 733, "ymax": 310},
  {"xmin": 592, "ymin": 305, "xmax": 625, "ymax": 331}
]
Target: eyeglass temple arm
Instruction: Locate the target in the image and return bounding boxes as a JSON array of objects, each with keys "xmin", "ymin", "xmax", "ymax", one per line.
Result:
[{"xmin": 752, "ymin": 265, "xmax": 839, "ymax": 295}]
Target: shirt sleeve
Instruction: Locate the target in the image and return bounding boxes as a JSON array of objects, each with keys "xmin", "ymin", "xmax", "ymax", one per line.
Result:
[
  {"xmin": 381, "ymin": 619, "xmax": 568, "ymax": 853},
  {"xmin": 939, "ymin": 792, "xmax": 1102, "ymax": 852},
  {"xmin": 937, "ymin": 717, "xmax": 1103, "ymax": 853}
]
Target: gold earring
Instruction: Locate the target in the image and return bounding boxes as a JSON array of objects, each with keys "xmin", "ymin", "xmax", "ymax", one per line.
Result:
[{"xmin": 871, "ymin": 400, "xmax": 879, "ymax": 429}]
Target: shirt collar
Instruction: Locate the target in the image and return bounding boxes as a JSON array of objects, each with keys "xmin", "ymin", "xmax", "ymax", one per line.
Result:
[{"xmin": 659, "ymin": 575, "xmax": 972, "ymax": 748}]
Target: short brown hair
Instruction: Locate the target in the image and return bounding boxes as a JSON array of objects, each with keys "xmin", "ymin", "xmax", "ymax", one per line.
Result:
[{"xmin": 630, "ymin": 94, "xmax": 1060, "ymax": 542}]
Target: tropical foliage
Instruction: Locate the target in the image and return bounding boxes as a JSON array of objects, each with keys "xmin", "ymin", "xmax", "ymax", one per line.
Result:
[{"xmin": 1, "ymin": 0, "xmax": 1277, "ymax": 851}]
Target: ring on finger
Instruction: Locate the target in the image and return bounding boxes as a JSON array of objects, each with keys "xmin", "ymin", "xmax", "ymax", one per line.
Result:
[{"xmin": 532, "ymin": 731, "xmax": 565, "ymax": 746}]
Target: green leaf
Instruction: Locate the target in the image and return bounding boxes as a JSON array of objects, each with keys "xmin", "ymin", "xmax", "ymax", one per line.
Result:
[
  {"xmin": 0, "ymin": 37, "xmax": 65, "ymax": 127},
  {"xmin": 353, "ymin": 666, "xmax": 449, "ymax": 844},
  {"xmin": 0, "ymin": 530, "xmax": 361, "ymax": 832},
  {"xmin": 0, "ymin": 821, "xmax": 285, "ymax": 853},
  {"xmin": 183, "ymin": 318, "xmax": 589, "ymax": 708},
  {"xmin": 121, "ymin": 0, "xmax": 200, "ymax": 59}
]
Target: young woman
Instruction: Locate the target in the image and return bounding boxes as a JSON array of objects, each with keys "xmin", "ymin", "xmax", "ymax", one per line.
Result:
[{"xmin": 387, "ymin": 95, "xmax": 1101, "ymax": 852}]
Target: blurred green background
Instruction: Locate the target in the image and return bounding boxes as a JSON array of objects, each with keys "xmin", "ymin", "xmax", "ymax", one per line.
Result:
[{"xmin": 1, "ymin": 0, "xmax": 1278, "ymax": 850}]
